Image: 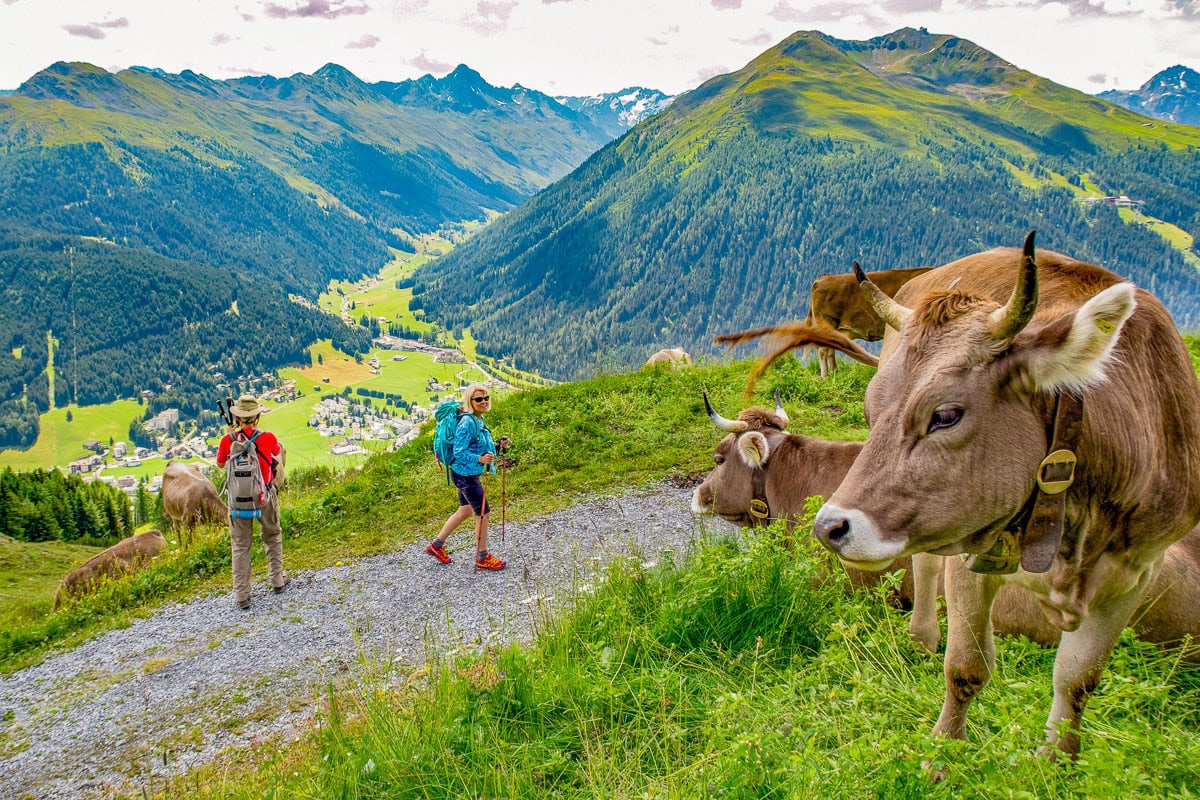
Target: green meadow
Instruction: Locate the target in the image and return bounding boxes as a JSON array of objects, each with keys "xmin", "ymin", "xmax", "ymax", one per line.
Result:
[
  {"xmin": 0, "ymin": 537, "xmax": 101, "ymax": 628},
  {"xmin": 318, "ymin": 247, "xmax": 444, "ymax": 335},
  {"xmin": 0, "ymin": 400, "xmax": 144, "ymax": 472}
]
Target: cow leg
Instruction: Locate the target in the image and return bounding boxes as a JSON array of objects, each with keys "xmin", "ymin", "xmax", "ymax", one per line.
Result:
[
  {"xmin": 934, "ymin": 556, "xmax": 1002, "ymax": 741},
  {"xmin": 818, "ymin": 347, "xmax": 836, "ymax": 379},
  {"xmin": 908, "ymin": 553, "xmax": 942, "ymax": 653},
  {"xmin": 1041, "ymin": 574, "xmax": 1149, "ymax": 760}
]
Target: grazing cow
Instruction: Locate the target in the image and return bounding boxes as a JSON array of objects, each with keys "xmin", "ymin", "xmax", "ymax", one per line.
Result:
[
  {"xmin": 727, "ymin": 234, "xmax": 1200, "ymax": 761},
  {"xmin": 690, "ymin": 393, "xmax": 937, "ymax": 634},
  {"xmin": 805, "ymin": 267, "xmax": 932, "ymax": 378},
  {"xmin": 692, "ymin": 394, "xmax": 1200, "ymax": 662},
  {"xmin": 53, "ymin": 530, "xmax": 168, "ymax": 608},
  {"xmin": 644, "ymin": 347, "xmax": 693, "ymax": 367},
  {"xmin": 161, "ymin": 460, "xmax": 226, "ymax": 542}
]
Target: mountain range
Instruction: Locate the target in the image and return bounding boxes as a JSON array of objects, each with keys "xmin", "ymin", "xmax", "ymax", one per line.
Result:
[
  {"xmin": 413, "ymin": 28, "xmax": 1200, "ymax": 379},
  {"xmin": 1099, "ymin": 65, "xmax": 1200, "ymax": 127},
  {"xmin": 0, "ymin": 60, "xmax": 666, "ymax": 447},
  {"xmin": 4, "ymin": 29, "xmax": 1200, "ymax": 433}
]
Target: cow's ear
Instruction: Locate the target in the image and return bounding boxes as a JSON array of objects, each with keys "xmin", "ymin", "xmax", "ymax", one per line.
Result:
[
  {"xmin": 737, "ymin": 431, "xmax": 770, "ymax": 467},
  {"xmin": 1010, "ymin": 283, "xmax": 1136, "ymax": 394}
]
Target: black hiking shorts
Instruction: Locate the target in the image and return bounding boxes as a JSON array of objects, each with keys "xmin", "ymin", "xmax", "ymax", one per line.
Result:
[{"xmin": 451, "ymin": 471, "xmax": 491, "ymax": 515}]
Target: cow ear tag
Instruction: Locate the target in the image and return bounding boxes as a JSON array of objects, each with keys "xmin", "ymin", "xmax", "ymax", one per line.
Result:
[{"xmin": 1037, "ymin": 449, "xmax": 1076, "ymax": 495}]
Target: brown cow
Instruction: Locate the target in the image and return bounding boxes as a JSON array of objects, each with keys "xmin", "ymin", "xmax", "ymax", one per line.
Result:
[
  {"xmin": 690, "ymin": 393, "xmax": 937, "ymax": 640},
  {"xmin": 692, "ymin": 395, "xmax": 1200, "ymax": 662},
  {"xmin": 161, "ymin": 446, "xmax": 287, "ymax": 545},
  {"xmin": 796, "ymin": 234, "xmax": 1200, "ymax": 761},
  {"xmin": 53, "ymin": 529, "xmax": 168, "ymax": 608},
  {"xmin": 644, "ymin": 347, "xmax": 693, "ymax": 367},
  {"xmin": 719, "ymin": 234, "xmax": 1200, "ymax": 760},
  {"xmin": 161, "ymin": 460, "xmax": 226, "ymax": 544},
  {"xmin": 805, "ymin": 267, "xmax": 932, "ymax": 378}
]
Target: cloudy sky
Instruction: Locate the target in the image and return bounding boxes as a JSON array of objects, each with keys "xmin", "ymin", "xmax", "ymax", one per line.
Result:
[{"xmin": 1, "ymin": 0, "xmax": 1197, "ymax": 97}]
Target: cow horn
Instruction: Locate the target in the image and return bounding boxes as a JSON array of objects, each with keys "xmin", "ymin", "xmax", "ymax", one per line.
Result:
[
  {"xmin": 854, "ymin": 260, "xmax": 913, "ymax": 332},
  {"xmin": 704, "ymin": 392, "xmax": 748, "ymax": 432},
  {"xmin": 773, "ymin": 388, "xmax": 790, "ymax": 427},
  {"xmin": 989, "ymin": 231, "xmax": 1039, "ymax": 341}
]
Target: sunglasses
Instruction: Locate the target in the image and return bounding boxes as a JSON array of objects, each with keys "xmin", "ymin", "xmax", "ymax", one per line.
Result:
[{"xmin": 473, "ymin": 396, "xmax": 490, "ymax": 403}]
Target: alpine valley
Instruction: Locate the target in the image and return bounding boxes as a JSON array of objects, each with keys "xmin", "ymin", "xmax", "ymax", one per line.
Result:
[
  {"xmin": 0, "ymin": 60, "xmax": 668, "ymax": 448},
  {"xmin": 3, "ymin": 26, "xmax": 1200, "ymax": 444}
]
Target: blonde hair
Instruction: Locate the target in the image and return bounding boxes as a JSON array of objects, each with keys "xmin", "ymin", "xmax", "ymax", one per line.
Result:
[{"xmin": 460, "ymin": 383, "xmax": 490, "ymax": 414}]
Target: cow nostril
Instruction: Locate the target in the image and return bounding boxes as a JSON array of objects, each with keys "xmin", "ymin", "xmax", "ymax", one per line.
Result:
[{"xmin": 813, "ymin": 515, "xmax": 851, "ymax": 551}]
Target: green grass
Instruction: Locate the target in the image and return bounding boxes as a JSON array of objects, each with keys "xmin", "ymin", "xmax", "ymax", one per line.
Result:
[
  {"xmin": 170, "ymin": 520, "xmax": 1200, "ymax": 799},
  {"xmin": 0, "ymin": 537, "xmax": 103, "ymax": 628},
  {"xmin": 0, "ymin": 400, "xmax": 144, "ymax": 471},
  {"xmin": 317, "ymin": 249, "xmax": 439, "ymax": 335}
]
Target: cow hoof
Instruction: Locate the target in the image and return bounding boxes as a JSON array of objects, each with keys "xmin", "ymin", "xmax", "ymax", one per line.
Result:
[
  {"xmin": 273, "ymin": 577, "xmax": 292, "ymax": 595},
  {"xmin": 908, "ymin": 628, "xmax": 940, "ymax": 655},
  {"xmin": 1036, "ymin": 744, "xmax": 1060, "ymax": 763},
  {"xmin": 920, "ymin": 759, "xmax": 947, "ymax": 783},
  {"xmin": 237, "ymin": 599, "xmax": 251, "ymax": 611}
]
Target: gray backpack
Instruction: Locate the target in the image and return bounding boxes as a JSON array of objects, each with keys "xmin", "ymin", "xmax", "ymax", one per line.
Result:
[{"xmin": 225, "ymin": 431, "xmax": 266, "ymax": 519}]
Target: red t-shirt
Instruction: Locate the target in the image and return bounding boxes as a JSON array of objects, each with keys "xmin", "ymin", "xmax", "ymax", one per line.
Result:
[{"xmin": 216, "ymin": 427, "xmax": 281, "ymax": 485}]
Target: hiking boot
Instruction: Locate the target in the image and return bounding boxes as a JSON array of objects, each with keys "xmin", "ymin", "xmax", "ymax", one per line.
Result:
[
  {"xmin": 237, "ymin": 599, "xmax": 251, "ymax": 611},
  {"xmin": 273, "ymin": 577, "xmax": 292, "ymax": 595},
  {"xmin": 426, "ymin": 541, "xmax": 452, "ymax": 564},
  {"xmin": 475, "ymin": 553, "xmax": 506, "ymax": 571}
]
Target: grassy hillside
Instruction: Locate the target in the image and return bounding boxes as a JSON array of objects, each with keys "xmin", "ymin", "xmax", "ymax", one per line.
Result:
[
  {"xmin": 0, "ymin": 355, "xmax": 870, "ymax": 672},
  {"xmin": 0, "ymin": 400, "xmax": 142, "ymax": 471}
]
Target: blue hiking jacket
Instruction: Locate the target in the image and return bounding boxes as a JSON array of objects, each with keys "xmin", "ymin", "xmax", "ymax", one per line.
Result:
[{"xmin": 451, "ymin": 413, "xmax": 495, "ymax": 476}]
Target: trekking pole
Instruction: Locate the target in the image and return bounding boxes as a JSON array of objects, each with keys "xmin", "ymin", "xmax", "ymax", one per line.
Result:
[
  {"xmin": 498, "ymin": 436, "xmax": 510, "ymax": 544},
  {"xmin": 479, "ymin": 470, "xmax": 490, "ymax": 555}
]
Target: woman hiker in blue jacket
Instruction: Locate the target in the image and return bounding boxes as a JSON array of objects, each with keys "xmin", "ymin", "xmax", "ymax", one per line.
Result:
[{"xmin": 426, "ymin": 383, "xmax": 506, "ymax": 570}]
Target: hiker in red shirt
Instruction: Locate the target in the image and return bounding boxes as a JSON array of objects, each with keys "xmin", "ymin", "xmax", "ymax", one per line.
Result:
[{"xmin": 216, "ymin": 394, "xmax": 289, "ymax": 610}]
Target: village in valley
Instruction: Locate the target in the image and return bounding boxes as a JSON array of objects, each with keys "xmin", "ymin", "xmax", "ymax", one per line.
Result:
[{"xmin": 59, "ymin": 333, "xmax": 508, "ymax": 504}]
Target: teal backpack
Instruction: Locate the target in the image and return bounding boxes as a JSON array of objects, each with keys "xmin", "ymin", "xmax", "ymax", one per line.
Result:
[{"xmin": 432, "ymin": 400, "xmax": 479, "ymax": 484}]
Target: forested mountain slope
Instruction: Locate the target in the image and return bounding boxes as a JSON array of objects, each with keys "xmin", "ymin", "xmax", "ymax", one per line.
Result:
[
  {"xmin": 0, "ymin": 61, "xmax": 622, "ymax": 292},
  {"xmin": 414, "ymin": 28, "xmax": 1200, "ymax": 380},
  {"xmin": 0, "ymin": 227, "xmax": 370, "ymax": 446}
]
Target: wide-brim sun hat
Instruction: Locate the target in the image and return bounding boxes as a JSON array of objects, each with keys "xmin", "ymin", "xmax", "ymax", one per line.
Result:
[{"xmin": 231, "ymin": 394, "xmax": 265, "ymax": 418}]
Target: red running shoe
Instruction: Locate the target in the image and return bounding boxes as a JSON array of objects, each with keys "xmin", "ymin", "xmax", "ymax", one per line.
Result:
[
  {"xmin": 475, "ymin": 553, "xmax": 506, "ymax": 571},
  {"xmin": 425, "ymin": 541, "xmax": 452, "ymax": 564}
]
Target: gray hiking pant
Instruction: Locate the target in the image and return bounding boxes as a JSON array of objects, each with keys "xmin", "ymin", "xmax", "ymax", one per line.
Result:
[{"xmin": 229, "ymin": 485, "xmax": 286, "ymax": 604}]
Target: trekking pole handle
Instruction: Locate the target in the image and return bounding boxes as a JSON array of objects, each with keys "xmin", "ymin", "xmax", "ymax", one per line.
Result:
[{"xmin": 217, "ymin": 398, "xmax": 233, "ymax": 427}]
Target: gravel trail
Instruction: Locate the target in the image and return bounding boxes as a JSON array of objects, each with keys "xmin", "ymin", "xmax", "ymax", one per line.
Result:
[{"xmin": 0, "ymin": 482, "xmax": 734, "ymax": 800}]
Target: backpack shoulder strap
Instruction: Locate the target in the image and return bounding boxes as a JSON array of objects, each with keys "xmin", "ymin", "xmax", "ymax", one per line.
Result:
[{"xmin": 460, "ymin": 413, "xmax": 481, "ymax": 443}]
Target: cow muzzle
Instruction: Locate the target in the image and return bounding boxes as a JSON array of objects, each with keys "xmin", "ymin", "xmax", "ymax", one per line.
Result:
[{"xmin": 812, "ymin": 504, "xmax": 903, "ymax": 571}]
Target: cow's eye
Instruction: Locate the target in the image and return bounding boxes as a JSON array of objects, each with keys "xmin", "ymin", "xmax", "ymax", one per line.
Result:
[
  {"xmin": 714, "ymin": 454, "xmax": 725, "ymax": 465},
  {"xmin": 927, "ymin": 406, "xmax": 963, "ymax": 434}
]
